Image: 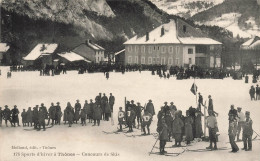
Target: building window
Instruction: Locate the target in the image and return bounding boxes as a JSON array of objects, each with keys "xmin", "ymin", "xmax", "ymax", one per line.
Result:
[
  {"xmin": 169, "ymin": 46, "xmax": 174, "ymax": 54},
  {"xmin": 161, "ymin": 57, "xmax": 165, "ymax": 65},
  {"xmin": 128, "ymin": 46, "xmax": 132, "ymax": 52},
  {"xmin": 168, "ymin": 57, "xmax": 173, "ymax": 65},
  {"xmin": 148, "ymin": 46, "xmax": 153, "ymax": 54},
  {"xmin": 135, "ymin": 46, "xmax": 139, "ymax": 53},
  {"xmin": 210, "ymin": 45, "xmax": 214, "ymax": 51},
  {"xmin": 135, "ymin": 56, "xmax": 138, "ymax": 64},
  {"xmin": 154, "ymin": 46, "xmax": 156, "ymax": 51},
  {"xmin": 189, "ymin": 58, "xmax": 192, "ymax": 64},
  {"xmin": 188, "ymin": 48, "xmax": 193, "ymax": 54},
  {"xmin": 141, "ymin": 46, "xmax": 145, "ymax": 53},
  {"xmin": 176, "ymin": 58, "xmax": 179, "ymax": 65},
  {"xmin": 158, "ymin": 46, "xmax": 160, "ymax": 50},
  {"xmin": 141, "ymin": 57, "xmax": 145, "ymax": 64},
  {"xmin": 176, "ymin": 46, "xmax": 180, "ymax": 55},
  {"xmin": 162, "ymin": 46, "xmax": 166, "ymax": 53},
  {"xmin": 153, "ymin": 57, "xmax": 156, "ymax": 64},
  {"xmin": 183, "ymin": 25, "xmax": 187, "ymax": 33},
  {"xmin": 148, "ymin": 57, "xmax": 152, "ymax": 64},
  {"xmin": 128, "ymin": 56, "xmax": 132, "ymax": 64},
  {"xmin": 157, "ymin": 57, "xmax": 160, "ymax": 64}
]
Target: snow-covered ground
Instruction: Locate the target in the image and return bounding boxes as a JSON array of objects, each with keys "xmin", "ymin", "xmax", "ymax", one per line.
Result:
[{"xmin": 0, "ymin": 66, "xmax": 260, "ymax": 161}]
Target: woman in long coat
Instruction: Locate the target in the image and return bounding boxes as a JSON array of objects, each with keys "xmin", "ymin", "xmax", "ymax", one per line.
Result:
[
  {"xmin": 185, "ymin": 110, "xmax": 193, "ymax": 145},
  {"xmin": 26, "ymin": 107, "xmax": 33, "ymax": 127},
  {"xmin": 93, "ymin": 103, "xmax": 102, "ymax": 126},
  {"xmin": 172, "ymin": 111, "xmax": 184, "ymax": 147},
  {"xmin": 66, "ymin": 102, "xmax": 74, "ymax": 127},
  {"xmin": 74, "ymin": 100, "xmax": 81, "ymax": 123}
]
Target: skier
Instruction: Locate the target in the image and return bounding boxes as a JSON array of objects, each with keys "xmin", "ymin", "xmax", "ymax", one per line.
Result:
[
  {"xmin": 242, "ymin": 111, "xmax": 253, "ymax": 151},
  {"xmin": 33, "ymin": 106, "xmax": 39, "ymax": 129},
  {"xmin": 130, "ymin": 100, "xmax": 137, "ymax": 128},
  {"xmin": 74, "ymin": 100, "xmax": 81, "ymax": 124},
  {"xmin": 55, "ymin": 102, "xmax": 61, "ymax": 124},
  {"xmin": 141, "ymin": 110, "xmax": 152, "ymax": 135},
  {"xmin": 206, "ymin": 110, "xmax": 218, "ymax": 150},
  {"xmin": 66, "ymin": 102, "xmax": 74, "ymax": 127},
  {"xmin": 157, "ymin": 118, "xmax": 168, "ymax": 155},
  {"xmin": 93, "ymin": 103, "xmax": 102, "ymax": 126},
  {"xmin": 249, "ymin": 86, "xmax": 255, "ymax": 101},
  {"xmin": 84, "ymin": 100, "xmax": 92, "ymax": 123},
  {"xmin": 118, "ymin": 107, "xmax": 125, "ymax": 132},
  {"xmin": 136, "ymin": 102, "xmax": 144, "ymax": 129},
  {"xmin": 237, "ymin": 107, "xmax": 245, "ymax": 141},
  {"xmin": 101, "ymin": 93, "xmax": 108, "ymax": 120},
  {"xmin": 3, "ymin": 105, "xmax": 12, "ymax": 127},
  {"xmin": 104, "ymin": 100, "xmax": 111, "ymax": 121},
  {"xmin": 228, "ymin": 114, "xmax": 239, "ymax": 152},
  {"xmin": 47, "ymin": 103, "xmax": 56, "ymax": 126},
  {"xmin": 11, "ymin": 105, "xmax": 20, "ymax": 127},
  {"xmin": 38, "ymin": 106, "xmax": 46, "ymax": 131},
  {"xmin": 146, "ymin": 99, "xmax": 155, "ymax": 117},
  {"xmin": 195, "ymin": 107, "xmax": 203, "ymax": 138},
  {"xmin": 126, "ymin": 106, "xmax": 136, "ymax": 132},
  {"xmin": 185, "ymin": 110, "xmax": 193, "ymax": 145}
]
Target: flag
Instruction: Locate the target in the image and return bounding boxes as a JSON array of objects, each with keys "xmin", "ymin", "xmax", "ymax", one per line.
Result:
[{"xmin": 190, "ymin": 83, "xmax": 197, "ymax": 95}]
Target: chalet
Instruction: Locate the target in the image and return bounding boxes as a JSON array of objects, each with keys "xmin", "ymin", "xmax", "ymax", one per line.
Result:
[
  {"xmin": 0, "ymin": 43, "xmax": 10, "ymax": 65},
  {"xmin": 72, "ymin": 40, "xmax": 105, "ymax": 64},
  {"xmin": 57, "ymin": 51, "xmax": 91, "ymax": 64},
  {"xmin": 123, "ymin": 19, "xmax": 222, "ymax": 68},
  {"xmin": 22, "ymin": 43, "xmax": 58, "ymax": 67}
]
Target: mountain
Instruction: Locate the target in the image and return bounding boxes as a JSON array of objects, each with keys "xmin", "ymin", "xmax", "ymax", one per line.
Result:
[
  {"xmin": 148, "ymin": 0, "xmax": 224, "ymax": 18},
  {"xmin": 191, "ymin": 0, "xmax": 260, "ymax": 38}
]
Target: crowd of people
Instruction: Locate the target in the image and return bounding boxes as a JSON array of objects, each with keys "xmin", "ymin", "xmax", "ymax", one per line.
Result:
[{"xmin": 249, "ymin": 84, "xmax": 260, "ymax": 100}]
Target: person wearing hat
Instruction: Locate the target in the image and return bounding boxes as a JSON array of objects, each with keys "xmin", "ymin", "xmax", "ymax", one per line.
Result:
[
  {"xmin": 55, "ymin": 102, "xmax": 61, "ymax": 124},
  {"xmin": 47, "ymin": 103, "xmax": 56, "ymax": 126},
  {"xmin": 249, "ymin": 86, "xmax": 256, "ymax": 101},
  {"xmin": 126, "ymin": 106, "xmax": 136, "ymax": 132},
  {"xmin": 3, "ymin": 105, "xmax": 12, "ymax": 127},
  {"xmin": 104, "ymin": 100, "xmax": 111, "ymax": 121},
  {"xmin": 195, "ymin": 107, "xmax": 203, "ymax": 138},
  {"xmin": 101, "ymin": 93, "xmax": 108, "ymax": 120},
  {"xmin": 33, "ymin": 105, "xmax": 39, "ymax": 129},
  {"xmin": 157, "ymin": 118, "xmax": 168, "ymax": 155},
  {"xmin": 40, "ymin": 103, "xmax": 48, "ymax": 121},
  {"xmin": 93, "ymin": 103, "xmax": 102, "ymax": 126},
  {"xmin": 228, "ymin": 114, "xmax": 239, "ymax": 152},
  {"xmin": 80, "ymin": 108, "xmax": 87, "ymax": 126},
  {"xmin": 38, "ymin": 106, "xmax": 46, "ymax": 131},
  {"xmin": 228, "ymin": 105, "xmax": 238, "ymax": 118},
  {"xmin": 136, "ymin": 102, "xmax": 144, "ymax": 129},
  {"xmin": 11, "ymin": 105, "xmax": 20, "ymax": 127},
  {"xmin": 26, "ymin": 107, "xmax": 33, "ymax": 127},
  {"xmin": 172, "ymin": 110, "xmax": 184, "ymax": 147},
  {"xmin": 109, "ymin": 93, "xmax": 115, "ymax": 112},
  {"xmin": 74, "ymin": 100, "xmax": 81, "ymax": 124},
  {"xmin": 242, "ymin": 111, "xmax": 253, "ymax": 151},
  {"xmin": 21, "ymin": 109, "xmax": 27, "ymax": 127},
  {"xmin": 130, "ymin": 100, "xmax": 137, "ymax": 128},
  {"xmin": 66, "ymin": 102, "xmax": 74, "ymax": 127},
  {"xmin": 89, "ymin": 99, "xmax": 94, "ymax": 123},
  {"xmin": 95, "ymin": 93, "xmax": 102, "ymax": 106},
  {"xmin": 185, "ymin": 110, "xmax": 193, "ymax": 145},
  {"xmin": 146, "ymin": 100, "xmax": 155, "ymax": 116},
  {"xmin": 118, "ymin": 107, "xmax": 125, "ymax": 132},
  {"xmin": 164, "ymin": 102, "xmax": 173, "ymax": 141},
  {"xmin": 256, "ymin": 84, "xmax": 260, "ymax": 100},
  {"xmin": 237, "ymin": 107, "xmax": 245, "ymax": 141},
  {"xmin": 206, "ymin": 110, "xmax": 218, "ymax": 150},
  {"xmin": 245, "ymin": 74, "xmax": 249, "ymax": 83},
  {"xmin": 142, "ymin": 109, "xmax": 152, "ymax": 135}
]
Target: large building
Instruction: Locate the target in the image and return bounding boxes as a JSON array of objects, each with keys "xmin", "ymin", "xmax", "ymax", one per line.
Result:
[
  {"xmin": 72, "ymin": 40, "xmax": 105, "ymax": 64},
  {"xmin": 123, "ymin": 19, "xmax": 222, "ymax": 68}
]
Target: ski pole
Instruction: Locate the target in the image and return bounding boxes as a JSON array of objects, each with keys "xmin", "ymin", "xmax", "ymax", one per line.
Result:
[
  {"xmin": 149, "ymin": 127, "xmax": 164, "ymax": 155},
  {"xmin": 253, "ymin": 130, "xmax": 260, "ymax": 137}
]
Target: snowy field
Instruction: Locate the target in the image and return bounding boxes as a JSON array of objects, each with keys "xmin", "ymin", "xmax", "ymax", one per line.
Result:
[{"xmin": 0, "ymin": 66, "xmax": 260, "ymax": 161}]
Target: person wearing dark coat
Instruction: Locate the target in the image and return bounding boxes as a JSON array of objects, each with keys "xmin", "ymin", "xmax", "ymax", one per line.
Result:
[
  {"xmin": 104, "ymin": 101, "xmax": 111, "ymax": 121},
  {"xmin": 63, "ymin": 107, "xmax": 68, "ymax": 124},
  {"xmin": 198, "ymin": 93, "xmax": 203, "ymax": 110},
  {"xmin": 172, "ymin": 110, "xmax": 184, "ymax": 147},
  {"xmin": 38, "ymin": 106, "xmax": 46, "ymax": 131},
  {"xmin": 195, "ymin": 108, "xmax": 203, "ymax": 138},
  {"xmin": 48, "ymin": 103, "xmax": 56, "ymax": 126},
  {"xmin": 84, "ymin": 100, "xmax": 92, "ymax": 123},
  {"xmin": 21, "ymin": 109, "xmax": 27, "ymax": 127},
  {"xmin": 206, "ymin": 110, "xmax": 218, "ymax": 150},
  {"xmin": 118, "ymin": 107, "xmax": 126, "ymax": 132},
  {"xmin": 228, "ymin": 105, "xmax": 238, "ymax": 118},
  {"xmin": 26, "ymin": 107, "xmax": 33, "ymax": 127},
  {"xmin": 109, "ymin": 93, "xmax": 115, "ymax": 112},
  {"xmin": 3, "ymin": 105, "xmax": 12, "ymax": 127},
  {"xmin": 130, "ymin": 100, "xmax": 137, "ymax": 128},
  {"xmin": 40, "ymin": 103, "xmax": 48, "ymax": 120},
  {"xmin": 256, "ymin": 84, "xmax": 260, "ymax": 100},
  {"xmin": 157, "ymin": 118, "xmax": 168, "ymax": 155},
  {"xmin": 142, "ymin": 110, "xmax": 152, "ymax": 135},
  {"xmin": 80, "ymin": 109, "xmax": 87, "ymax": 126},
  {"xmin": 74, "ymin": 100, "xmax": 81, "ymax": 123},
  {"xmin": 89, "ymin": 99, "xmax": 94, "ymax": 123},
  {"xmin": 126, "ymin": 106, "xmax": 136, "ymax": 132},
  {"xmin": 95, "ymin": 93, "xmax": 102, "ymax": 106},
  {"xmin": 242, "ymin": 111, "xmax": 253, "ymax": 151},
  {"xmin": 249, "ymin": 86, "xmax": 256, "ymax": 101},
  {"xmin": 185, "ymin": 110, "xmax": 193, "ymax": 145},
  {"xmin": 11, "ymin": 105, "xmax": 20, "ymax": 127},
  {"xmin": 245, "ymin": 75, "xmax": 249, "ymax": 83},
  {"xmin": 146, "ymin": 100, "xmax": 155, "ymax": 117},
  {"xmin": 157, "ymin": 106, "xmax": 165, "ymax": 126},
  {"xmin": 93, "ymin": 103, "xmax": 102, "ymax": 126},
  {"xmin": 188, "ymin": 106, "xmax": 196, "ymax": 138},
  {"xmin": 66, "ymin": 102, "xmax": 74, "ymax": 127},
  {"xmin": 55, "ymin": 102, "xmax": 61, "ymax": 124},
  {"xmin": 136, "ymin": 102, "xmax": 144, "ymax": 129},
  {"xmin": 33, "ymin": 106, "xmax": 39, "ymax": 129},
  {"xmin": 164, "ymin": 102, "xmax": 173, "ymax": 141},
  {"xmin": 101, "ymin": 93, "xmax": 108, "ymax": 120},
  {"xmin": 228, "ymin": 114, "xmax": 239, "ymax": 152}
]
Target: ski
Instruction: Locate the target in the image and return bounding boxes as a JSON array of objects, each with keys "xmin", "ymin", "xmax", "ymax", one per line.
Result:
[
  {"xmin": 186, "ymin": 147, "xmax": 229, "ymax": 152},
  {"xmin": 24, "ymin": 125, "xmax": 54, "ymax": 131},
  {"xmin": 102, "ymin": 131, "xmax": 120, "ymax": 134}
]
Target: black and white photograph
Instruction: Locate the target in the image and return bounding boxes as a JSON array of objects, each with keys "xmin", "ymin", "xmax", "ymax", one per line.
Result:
[{"xmin": 0, "ymin": 0, "xmax": 260, "ymax": 161}]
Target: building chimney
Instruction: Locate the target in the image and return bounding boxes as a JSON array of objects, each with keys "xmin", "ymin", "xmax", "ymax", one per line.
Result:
[
  {"xmin": 161, "ymin": 26, "xmax": 165, "ymax": 37},
  {"xmin": 146, "ymin": 32, "xmax": 149, "ymax": 41}
]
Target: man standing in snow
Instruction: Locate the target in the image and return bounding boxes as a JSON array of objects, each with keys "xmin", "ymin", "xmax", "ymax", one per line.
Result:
[
  {"xmin": 228, "ymin": 114, "xmax": 239, "ymax": 152},
  {"xmin": 38, "ymin": 106, "xmax": 46, "ymax": 131},
  {"xmin": 242, "ymin": 111, "xmax": 253, "ymax": 151},
  {"xmin": 206, "ymin": 110, "xmax": 218, "ymax": 150},
  {"xmin": 146, "ymin": 100, "xmax": 155, "ymax": 117},
  {"xmin": 256, "ymin": 84, "xmax": 260, "ymax": 100},
  {"xmin": 142, "ymin": 110, "xmax": 152, "ymax": 135},
  {"xmin": 130, "ymin": 100, "xmax": 137, "ymax": 128},
  {"xmin": 136, "ymin": 102, "xmax": 144, "ymax": 129},
  {"xmin": 74, "ymin": 100, "xmax": 81, "ymax": 124},
  {"xmin": 109, "ymin": 93, "xmax": 115, "ymax": 112},
  {"xmin": 3, "ymin": 105, "xmax": 12, "ymax": 127},
  {"xmin": 157, "ymin": 118, "xmax": 168, "ymax": 155},
  {"xmin": 237, "ymin": 107, "xmax": 245, "ymax": 141},
  {"xmin": 126, "ymin": 106, "xmax": 135, "ymax": 132},
  {"xmin": 118, "ymin": 107, "xmax": 125, "ymax": 132},
  {"xmin": 198, "ymin": 93, "xmax": 203, "ymax": 110},
  {"xmin": 11, "ymin": 105, "xmax": 20, "ymax": 127},
  {"xmin": 101, "ymin": 93, "xmax": 108, "ymax": 120},
  {"xmin": 249, "ymin": 86, "xmax": 255, "ymax": 101},
  {"xmin": 47, "ymin": 103, "xmax": 56, "ymax": 126}
]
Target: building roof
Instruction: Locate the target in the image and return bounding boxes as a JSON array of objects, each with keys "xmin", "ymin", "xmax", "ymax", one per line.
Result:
[
  {"xmin": 23, "ymin": 43, "xmax": 58, "ymax": 61},
  {"xmin": 75, "ymin": 41, "xmax": 105, "ymax": 51},
  {"xmin": 58, "ymin": 52, "xmax": 91, "ymax": 63},
  {"xmin": 241, "ymin": 36, "xmax": 260, "ymax": 50},
  {"xmin": 0, "ymin": 43, "xmax": 10, "ymax": 52},
  {"xmin": 124, "ymin": 19, "xmax": 222, "ymax": 45},
  {"xmin": 114, "ymin": 49, "xmax": 125, "ymax": 56}
]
